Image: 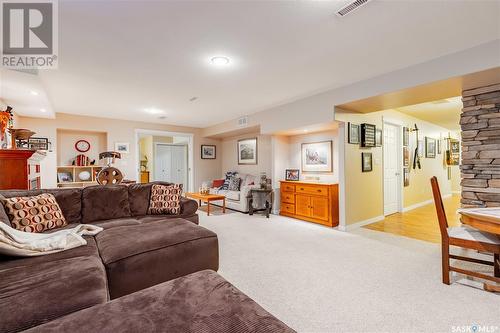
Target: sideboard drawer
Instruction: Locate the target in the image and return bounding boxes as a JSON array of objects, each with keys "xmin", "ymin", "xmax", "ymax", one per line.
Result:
[
  {"xmin": 296, "ymin": 185, "xmax": 328, "ymax": 196},
  {"xmin": 281, "ymin": 192, "xmax": 295, "ymax": 204},
  {"xmin": 282, "ymin": 184, "xmax": 295, "ymax": 192},
  {"xmin": 281, "ymin": 203, "xmax": 295, "ymax": 214}
]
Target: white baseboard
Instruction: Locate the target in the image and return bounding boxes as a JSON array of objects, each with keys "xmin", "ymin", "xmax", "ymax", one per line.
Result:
[
  {"xmin": 342, "ymin": 215, "xmax": 385, "ymax": 231},
  {"xmin": 402, "ymin": 194, "xmax": 450, "ymax": 213}
]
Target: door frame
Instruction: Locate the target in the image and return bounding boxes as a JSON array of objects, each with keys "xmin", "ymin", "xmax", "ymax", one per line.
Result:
[
  {"xmin": 382, "ymin": 119, "xmax": 403, "ymax": 215},
  {"xmin": 135, "ymin": 129, "xmax": 194, "ymax": 192},
  {"xmin": 153, "ymin": 143, "xmax": 188, "ymax": 186}
]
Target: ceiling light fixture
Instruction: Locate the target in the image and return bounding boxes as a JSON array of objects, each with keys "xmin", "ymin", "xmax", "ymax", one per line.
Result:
[
  {"xmin": 210, "ymin": 56, "xmax": 230, "ymax": 66},
  {"xmin": 143, "ymin": 107, "xmax": 165, "ymax": 115},
  {"xmin": 40, "ymin": 108, "xmax": 46, "ymax": 112},
  {"xmin": 30, "ymin": 91, "xmax": 39, "ymax": 96}
]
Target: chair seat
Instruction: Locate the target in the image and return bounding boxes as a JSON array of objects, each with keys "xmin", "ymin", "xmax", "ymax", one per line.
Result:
[{"xmin": 448, "ymin": 226, "xmax": 500, "ymax": 245}]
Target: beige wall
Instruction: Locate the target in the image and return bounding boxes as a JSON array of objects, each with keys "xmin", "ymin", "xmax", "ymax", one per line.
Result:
[
  {"xmin": 336, "ymin": 109, "xmax": 459, "ymax": 225},
  {"xmin": 17, "ymin": 113, "xmax": 221, "ymax": 190},
  {"xmin": 220, "ymin": 132, "xmax": 272, "ymax": 178}
]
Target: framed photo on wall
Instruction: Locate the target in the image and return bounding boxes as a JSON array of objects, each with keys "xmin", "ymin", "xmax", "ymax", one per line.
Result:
[
  {"xmin": 238, "ymin": 138, "xmax": 257, "ymax": 165},
  {"xmin": 403, "ymin": 168, "xmax": 410, "ymax": 187},
  {"xmin": 361, "ymin": 152, "xmax": 372, "ymax": 172},
  {"xmin": 301, "ymin": 141, "xmax": 333, "ymax": 173},
  {"xmin": 285, "ymin": 169, "xmax": 300, "ymax": 181},
  {"xmin": 403, "ymin": 127, "xmax": 409, "ymax": 147},
  {"xmin": 375, "ymin": 129, "xmax": 382, "ymax": 146},
  {"xmin": 403, "ymin": 147, "xmax": 410, "ymax": 167},
  {"xmin": 28, "ymin": 137, "xmax": 49, "ymax": 150},
  {"xmin": 115, "ymin": 142, "xmax": 130, "ymax": 154},
  {"xmin": 360, "ymin": 123, "xmax": 376, "ymax": 148},
  {"xmin": 201, "ymin": 145, "xmax": 216, "ymax": 159},
  {"xmin": 348, "ymin": 123, "xmax": 360, "ymax": 144},
  {"xmin": 425, "ymin": 137, "xmax": 436, "ymax": 158}
]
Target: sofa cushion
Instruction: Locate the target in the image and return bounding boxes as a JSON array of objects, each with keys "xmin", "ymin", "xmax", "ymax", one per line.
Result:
[
  {"xmin": 225, "ymin": 190, "xmax": 241, "ymax": 201},
  {"xmin": 81, "ymin": 185, "xmax": 131, "ymax": 223},
  {"xmin": 0, "ymin": 235, "xmax": 99, "ymax": 270},
  {"xmin": 91, "ymin": 218, "xmax": 141, "ymax": 230},
  {"xmin": 95, "ymin": 219, "xmax": 218, "ymax": 298},
  {"xmin": 228, "ymin": 176, "xmax": 241, "ymax": 191},
  {"xmin": 24, "ymin": 270, "xmax": 295, "ymax": 333},
  {"xmin": 136, "ymin": 213, "xmax": 199, "ymax": 225},
  {"xmin": 212, "ymin": 179, "xmax": 224, "ymax": 188},
  {"xmin": 148, "ymin": 184, "xmax": 182, "ymax": 215},
  {"xmin": 127, "ymin": 182, "xmax": 153, "ymax": 216},
  {"xmin": 0, "ymin": 256, "xmax": 108, "ymax": 333},
  {"xmin": 42, "ymin": 188, "xmax": 82, "ymax": 224},
  {"xmin": 1, "ymin": 193, "xmax": 67, "ymax": 233},
  {"xmin": 220, "ymin": 171, "xmax": 237, "ymax": 190}
]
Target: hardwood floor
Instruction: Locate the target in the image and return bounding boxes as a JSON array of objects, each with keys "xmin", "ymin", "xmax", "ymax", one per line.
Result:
[{"xmin": 363, "ymin": 194, "xmax": 461, "ymax": 243}]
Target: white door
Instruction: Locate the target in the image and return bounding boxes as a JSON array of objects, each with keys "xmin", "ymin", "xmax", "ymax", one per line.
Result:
[
  {"xmin": 383, "ymin": 123, "xmax": 401, "ymax": 216},
  {"xmin": 154, "ymin": 144, "xmax": 188, "ymax": 188}
]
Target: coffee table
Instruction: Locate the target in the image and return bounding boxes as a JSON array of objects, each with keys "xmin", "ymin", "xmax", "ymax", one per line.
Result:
[{"xmin": 185, "ymin": 192, "xmax": 225, "ymax": 216}]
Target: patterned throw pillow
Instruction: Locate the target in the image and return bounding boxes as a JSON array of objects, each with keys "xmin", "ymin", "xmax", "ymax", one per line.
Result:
[
  {"xmin": 1, "ymin": 193, "xmax": 67, "ymax": 233},
  {"xmin": 227, "ymin": 177, "xmax": 241, "ymax": 191},
  {"xmin": 148, "ymin": 184, "xmax": 183, "ymax": 215},
  {"xmin": 220, "ymin": 171, "xmax": 237, "ymax": 190}
]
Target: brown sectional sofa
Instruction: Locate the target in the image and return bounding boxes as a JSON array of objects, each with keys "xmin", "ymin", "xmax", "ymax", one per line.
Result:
[
  {"xmin": 0, "ymin": 182, "xmax": 218, "ymax": 332},
  {"xmin": 0, "ymin": 182, "xmax": 293, "ymax": 333}
]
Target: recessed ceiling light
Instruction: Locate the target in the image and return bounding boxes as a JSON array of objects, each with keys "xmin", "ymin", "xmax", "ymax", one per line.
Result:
[
  {"xmin": 143, "ymin": 107, "xmax": 164, "ymax": 115},
  {"xmin": 40, "ymin": 108, "xmax": 46, "ymax": 112},
  {"xmin": 30, "ymin": 91, "xmax": 39, "ymax": 96},
  {"xmin": 210, "ymin": 56, "xmax": 230, "ymax": 66},
  {"xmin": 303, "ymin": 129, "xmax": 308, "ymax": 133}
]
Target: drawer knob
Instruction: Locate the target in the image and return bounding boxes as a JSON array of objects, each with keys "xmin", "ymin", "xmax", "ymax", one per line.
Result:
[
  {"xmin": 317, "ymin": 189, "xmax": 321, "ymax": 192},
  {"xmin": 300, "ymin": 188, "xmax": 304, "ymax": 190}
]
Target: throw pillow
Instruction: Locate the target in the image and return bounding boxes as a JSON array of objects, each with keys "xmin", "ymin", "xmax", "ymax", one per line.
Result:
[
  {"xmin": 148, "ymin": 184, "xmax": 183, "ymax": 215},
  {"xmin": 220, "ymin": 171, "xmax": 237, "ymax": 190},
  {"xmin": 212, "ymin": 179, "xmax": 225, "ymax": 188},
  {"xmin": 227, "ymin": 177, "xmax": 241, "ymax": 191},
  {"xmin": 1, "ymin": 193, "xmax": 67, "ymax": 233}
]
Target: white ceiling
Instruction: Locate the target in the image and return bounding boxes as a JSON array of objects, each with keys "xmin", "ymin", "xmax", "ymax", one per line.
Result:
[
  {"xmin": 4, "ymin": 0, "xmax": 500, "ymax": 127},
  {"xmin": 394, "ymin": 96, "xmax": 462, "ymax": 131}
]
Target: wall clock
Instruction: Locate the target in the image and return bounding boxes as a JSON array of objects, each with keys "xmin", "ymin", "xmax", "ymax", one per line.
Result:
[{"xmin": 75, "ymin": 139, "xmax": 90, "ymax": 152}]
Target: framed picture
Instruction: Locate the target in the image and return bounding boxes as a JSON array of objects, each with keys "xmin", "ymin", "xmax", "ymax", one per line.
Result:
[
  {"xmin": 360, "ymin": 123, "xmax": 376, "ymax": 148},
  {"xmin": 450, "ymin": 139, "xmax": 460, "ymax": 154},
  {"xmin": 375, "ymin": 129, "xmax": 382, "ymax": 146},
  {"xmin": 403, "ymin": 127, "xmax": 409, "ymax": 147},
  {"xmin": 238, "ymin": 138, "xmax": 257, "ymax": 165},
  {"xmin": 437, "ymin": 140, "xmax": 441, "ymax": 154},
  {"xmin": 361, "ymin": 152, "xmax": 372, "ymax": 172},
  {"xmin": 28, "ymin": 137, "xmax": 49, "ymax": 150},
  {"xmin": 115, "ymin": 142, "xmax": 130, "ymax": 154},
  {"xmin": 301, "ymin": 141, "xmax": 333, "ymax": 173},
  {"xmin": 418, "ymin": 140, "xmax": 424, "ymax": 158},
  {"xmin": 403, "ymin": 168, "xmax": 410, "ymax": 187},
  {"xmin": 348, "ymin": 123, "xmax": 360, "ymax": 144},
  {"xmin": 425, "ymin": 137, "xmax": 436, "ymax": 158},
  {"xmin": 57, "ymin": 172, "xmax": 73, "ymax": 183},
  {"xmin": 285, "ymin": 169, "xmax": 300, "ymax": 181},
  {"xmin": 201, "ymin": 145, "xmax": 216, "ymax": 159},
  {"xmin": 403, "ymin": 147, "xmax": 410, "ymax": 167}
]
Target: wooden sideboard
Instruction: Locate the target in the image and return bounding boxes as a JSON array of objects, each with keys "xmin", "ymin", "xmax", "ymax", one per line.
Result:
[
  {"xmin": 0, "ymin": 149, "xmax": 46, "ymax": 190},
  {"xmin": 280, "ymin": 180, "xmax": 339, "ymax": 227}
]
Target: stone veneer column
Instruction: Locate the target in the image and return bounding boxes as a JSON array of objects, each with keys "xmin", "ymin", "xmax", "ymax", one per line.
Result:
[{"xmin": 461, "ymin": 83, "xmax": 500, "ymax": 207}]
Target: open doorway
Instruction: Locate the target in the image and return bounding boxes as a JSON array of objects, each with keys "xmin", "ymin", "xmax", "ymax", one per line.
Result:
[{"xmin": 135, "ymin": 129, "xmax": 194, "ymax": 192}]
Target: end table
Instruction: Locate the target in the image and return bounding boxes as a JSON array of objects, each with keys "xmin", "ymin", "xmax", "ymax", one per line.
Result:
[{"xmin": 247, "ymin": 188, "xmax": 273, "ymax": 218}]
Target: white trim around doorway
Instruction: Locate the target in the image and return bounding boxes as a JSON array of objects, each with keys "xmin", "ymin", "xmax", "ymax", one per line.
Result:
[{"xmin": 135, "ymin": 129, "xmax": 194, "ymax": 193}]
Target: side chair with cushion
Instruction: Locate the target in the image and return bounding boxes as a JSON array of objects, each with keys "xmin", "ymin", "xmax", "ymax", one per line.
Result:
[{"xmin": 430, "ymin": 176, "xmax": 500, "ymax": 286}]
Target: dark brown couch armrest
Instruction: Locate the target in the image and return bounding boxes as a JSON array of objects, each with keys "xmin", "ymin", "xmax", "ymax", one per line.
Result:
[{"xmin": 180, "ymin": 197, "xmax": 198, "ymax": 216}]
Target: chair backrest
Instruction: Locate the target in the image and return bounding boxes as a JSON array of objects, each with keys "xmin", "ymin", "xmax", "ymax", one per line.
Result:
[{"xmin": 430, "ymin": 176, "xmax": 449, "ymax": 240}]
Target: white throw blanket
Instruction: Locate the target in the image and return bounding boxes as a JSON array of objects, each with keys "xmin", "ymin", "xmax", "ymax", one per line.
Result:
[{"xmin": 0, "ymin": 222, "xmax": 103, "ymax": 257}]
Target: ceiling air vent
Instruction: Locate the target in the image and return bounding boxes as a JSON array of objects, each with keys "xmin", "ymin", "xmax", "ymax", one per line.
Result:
[
  {"xmin": 336, "ymin": 0, "xmax": 372, "ymax": 17},
  {"xmin": 237, "ymin": 116, "xmax": 248, "ymax": 127}
]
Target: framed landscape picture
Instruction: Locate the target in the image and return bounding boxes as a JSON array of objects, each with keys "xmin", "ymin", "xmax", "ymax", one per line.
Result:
[
  {"xmin": 425, "ymin": 137, "xmax": 436, "ymax": 158},
  {"xmin": 201, "ymin": 145, "xmax": 216, "ymax": 159},
  {"xmin": 115, "ymin": 142, "xmax": 130, "ymax": 154},
  {"xmin": 348, "ymin": 123, "xmax": 360, "ymax": 144},
  {"xmin": 238, "ymin": 138, "xmax": 257, "ymax": 165},
  {"xmin": 301, "ymin": 141, "xmax": 333, "ymax": 173},
  {"xmin": 361, "ymin": 152, "xmax": 372, "ymax": 172},
  {"xmin": 285, "ymin": 169, "xmax": 300, "ymax": 181}
]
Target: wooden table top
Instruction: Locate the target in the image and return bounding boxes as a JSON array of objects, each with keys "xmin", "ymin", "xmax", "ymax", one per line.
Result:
[
  {"xmin": 459, "ymin": 208, "xmax": 500, "ymax": 235},
  {"xmin": 185, "ymin": 192, "xmax": 225, "ymax": 200}
]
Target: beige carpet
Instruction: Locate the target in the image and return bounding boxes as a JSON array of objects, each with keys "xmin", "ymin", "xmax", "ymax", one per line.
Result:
[{"xmin": 199, "ymin": 212, "xmax": 499, "ymax": 333}]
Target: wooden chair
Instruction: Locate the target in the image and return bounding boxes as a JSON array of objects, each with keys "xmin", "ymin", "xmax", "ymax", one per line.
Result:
[{"xmin": 430, "ymin": 176, "xmax": 500, "ymax": 286}]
